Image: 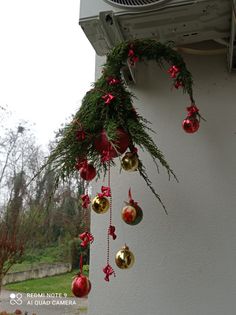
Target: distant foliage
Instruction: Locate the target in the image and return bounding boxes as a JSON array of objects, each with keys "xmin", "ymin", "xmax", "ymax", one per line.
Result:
[{"xmin": 0, "ymin": 106, "xmax": 89, "ymax": 288}]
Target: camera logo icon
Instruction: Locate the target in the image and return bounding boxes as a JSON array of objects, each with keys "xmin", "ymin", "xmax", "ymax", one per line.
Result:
[{"xmin": 10, "ymin": 293, "xmax": 23, "ymax": 305}]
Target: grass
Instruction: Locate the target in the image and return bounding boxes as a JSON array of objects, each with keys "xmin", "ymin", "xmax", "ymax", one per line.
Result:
[
  {"xmin": 3, "ymin": 245, "xmax": 89, "ymax": 313},
  {"xmin": 4, "ymin": 266, "xmax": 89, "ymax": 297},
  {"xmin": 10, "ymin": 245, "xmax": 68, "ymax": 273},
  {"xmin": 4, "ymin": 272, "xmax": 76, "ymax": 297}
]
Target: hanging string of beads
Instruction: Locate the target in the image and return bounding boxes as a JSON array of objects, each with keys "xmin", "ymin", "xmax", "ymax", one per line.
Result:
[
  {"xmin": 79, "ymin": 184, "xmax": 94, "ymax": 248},
  {"xmin": 103, "ymin": 161, "xmax": 116, "ymax": 282}
]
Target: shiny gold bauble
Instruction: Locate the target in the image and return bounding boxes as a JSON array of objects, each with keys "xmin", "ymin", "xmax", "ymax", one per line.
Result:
[
  {"xmin": 121, "ymin": 152, "xmax": 139, "ymax": 172},
  {"xmin": 92, "ymin": 196, "xmax": 109, "ymax": 214},
  {"xmin": 115, "ymin": 245, "xmax": 135, "ymax": 269}
]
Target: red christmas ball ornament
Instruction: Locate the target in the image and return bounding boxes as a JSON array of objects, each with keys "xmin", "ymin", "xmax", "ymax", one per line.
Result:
[
  {"xmin": 72, "ymin": 274, "xmax": 91, "ymax": 298},
  {"xmin": 182, "ymin": 117, "xmax": 200, "ymax": 133},
  {"xmin": 122, "ymin": 204, "xmax": 143, "ymax": 225},
  {"xmin": 79, "ymin": 163, "xmax": 96, "ymax": 181},
  {"xmin": 122, "ymin": 189, "xmax": 143, "ymax": 225},
  {"xmin": 94, "ymin": 128, "xmax": 130, "ymax": 159},
  {"xmin": 122, "ymin": 205, "xmax": 137, "ymax": 224}
]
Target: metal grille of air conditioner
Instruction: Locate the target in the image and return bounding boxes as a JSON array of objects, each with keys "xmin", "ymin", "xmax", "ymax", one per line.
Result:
[{"xmin": 104, "ymin": 0, "xmax": 169, "ymax": 8}]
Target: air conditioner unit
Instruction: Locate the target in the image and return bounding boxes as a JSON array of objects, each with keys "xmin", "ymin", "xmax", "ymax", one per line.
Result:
[{"xmin": 79, "ymin": 0, "xmax": 231, "ymax": 56}]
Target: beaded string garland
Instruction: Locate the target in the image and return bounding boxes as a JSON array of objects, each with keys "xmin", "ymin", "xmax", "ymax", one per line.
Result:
[{"xmin": 44, "ymin": 39, "xmax": 203, "ymax": 295}]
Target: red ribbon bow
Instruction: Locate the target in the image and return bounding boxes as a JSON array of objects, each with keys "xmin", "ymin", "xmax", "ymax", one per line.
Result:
[
  {"xmin": 168, "ymin": 65, "xmax": 180, "ymax": 78},
  {"xmin": 76, "ymin": 129, "xmax": 86, "ymax": 141},
  {"xmin": 128, "ymin": 188, "xmax": 138, "ymax": 207},
  {"xmin": 98, "ymin": 186, "xmax": 111, "ymax": 198},
  {"xmin": 108, "ymin": 225, "xmax": 117, "ymax": 240},
  {"xmin": 101, "ymin": 148, "xmax": 112, "ymax": 163},
  {"xmin": 81, "ymin": 194, "xmax": 91, "ymax": 209},
  {"xmin": 103, "ymin": 264, "xmax": 116, "ymax": 282},
  {"xmin": 108, "ymin": 77, "xmax": 121, "ymax": 85},
  {"xmin": 102, "ymin": 94, "xmax": 115, "ymax": 105},
  {"xmin": 128, "ymin": 49, "xmax": 139, "ymax": 66},
  {"xmin": 128, "ymin": 49, "xmax": 135, "ymax": 57},
  {"xmin": 79, "ymin": 232, "xmax": 94, "ymax": 248},
  {"xmin": 174, "ymin": 80, "xmax": 183, "ymax": 89},
  {"xmin": 187, "ymin": 105, "xmax": 199, "ymax": 117},
  {"xmin": 75, "ymin": 158, "xmax": 87, "ymax": 170}
]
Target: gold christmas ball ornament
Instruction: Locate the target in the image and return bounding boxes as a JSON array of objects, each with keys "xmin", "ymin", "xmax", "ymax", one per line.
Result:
[
  {"xmin": 115, "ymin": 245, "xmax": 135, "ymax": 269},
  {"xmin": 92, "ymin": 195, "xmax": 109, "ymax": 214},
  {"xmin": 121, "ymin": 152, "xmax": 139, "ymax": 172}
]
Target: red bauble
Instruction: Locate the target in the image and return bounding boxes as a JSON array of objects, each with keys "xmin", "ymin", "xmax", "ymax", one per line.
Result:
[
  {"xmin": 122, "ymin": 205, "xmax": 137, "ymax": 224},
  {"xmin": 122, "ymin": 204, "xmax": 143, "ymax": 225},
  {"xmin": 182, "ymin": 118, "xmax": 199, "ymax": 133},
  {"xmin": 79, "ymin": 164, "xmax": 96, "ymax": 181},
  {"xmin": 72, "ymin": 274, "xmax": 91, "ymax": 298},
  {"xmin": 94, "ymin": 128, "xmax": 130, "ymax": 158}
]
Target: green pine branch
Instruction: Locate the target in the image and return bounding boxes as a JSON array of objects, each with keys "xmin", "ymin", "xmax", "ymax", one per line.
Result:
[{"xmin": 42, "ymin": 39, "xmax": 196, "ymax": 212}]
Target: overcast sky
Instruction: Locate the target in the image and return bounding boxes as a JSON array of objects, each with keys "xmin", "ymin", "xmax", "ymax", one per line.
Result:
[{"xmin": 0, "ymin": 0, "xmax": 95, "ymax": 146}]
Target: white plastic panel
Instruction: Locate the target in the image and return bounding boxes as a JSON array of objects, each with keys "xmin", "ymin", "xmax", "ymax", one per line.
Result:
[{"xmin": 79, "ymin": 0, "xmax": 231, "ymax": 56}]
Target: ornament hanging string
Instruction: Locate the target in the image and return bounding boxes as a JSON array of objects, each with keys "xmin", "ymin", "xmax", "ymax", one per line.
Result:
[
  {"xmin": 79, "ymin": 254, "xmax": 83, "ymax": 275},
  {"xmin": 103, "ymin": 161, "xmax": 116, "ymax": 282},
  {"xmin": 128, "ymin": 188, "xmax": 138, "ymax": 208},
  {"xmin": 79, "ymin": 183, "xmax": 94, "ymax": 248},
  {"xmin": 107, "ymin": 162, "xmax": 116, "ymax": 241}
]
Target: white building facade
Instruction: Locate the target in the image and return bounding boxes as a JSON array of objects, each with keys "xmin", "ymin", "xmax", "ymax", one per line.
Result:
[{"xmin": 88, "ymin": 52, "xmax": 236, "ymax": 315}]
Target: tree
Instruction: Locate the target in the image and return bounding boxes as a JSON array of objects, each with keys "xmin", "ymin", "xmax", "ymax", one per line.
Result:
[
  {"xmin": 0, "ymin": 107, "xmax": 90, "ymax": 289},
  {"xmin": 0, "ymin": 108, "xmax": 45, "ymax": 290},
  {"xmin": 0, "ymin": 171, "xmax": 25, "ymax": 291}
]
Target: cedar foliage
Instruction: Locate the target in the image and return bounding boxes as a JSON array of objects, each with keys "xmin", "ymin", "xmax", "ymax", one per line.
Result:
[{"xmin": 46, "ymin": 40, "xmax": 196, "ymax": 211}]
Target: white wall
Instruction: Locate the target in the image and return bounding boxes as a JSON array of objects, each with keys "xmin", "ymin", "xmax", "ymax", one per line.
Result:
[{"xmin": 88, "ymin": 53, "xmax": 236, "ymax": 315}]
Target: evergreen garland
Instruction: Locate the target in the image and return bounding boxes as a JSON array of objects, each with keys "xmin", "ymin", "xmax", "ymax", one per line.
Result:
[{"xmin": 46, "ymin": 39, "xmax": 199, "ymax": 212}]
